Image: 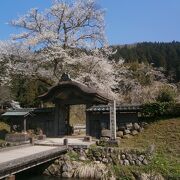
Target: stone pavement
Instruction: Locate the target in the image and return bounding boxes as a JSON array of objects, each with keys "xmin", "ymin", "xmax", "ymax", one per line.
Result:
[{"xmin": 35, "ymin": 137, "xmax": 95, "ymax": 148}]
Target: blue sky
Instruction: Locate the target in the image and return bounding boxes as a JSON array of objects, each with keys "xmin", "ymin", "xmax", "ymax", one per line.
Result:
[{"xmin": 0, "ymin": 0, "xmax": 179, "ymax": 45}]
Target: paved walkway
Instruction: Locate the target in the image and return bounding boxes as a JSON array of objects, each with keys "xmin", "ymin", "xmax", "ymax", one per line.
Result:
[
  {"xmin": 0, "ymin": 145, "xmax": 67, "ymax": 179},
  {"xmin": 35, "ymin": 137, "xmax": 95, "ymax": 147},
  {"xmin": 0, "ymin": 137, "xmax": 95, "ymax": 178},
  {"xmin": 0, "ymin": 145, "xmax": 57, "ymax": 164},
  {"xmin": 0, "ymin": 137, "xmax": 95, "ymax": 165}
]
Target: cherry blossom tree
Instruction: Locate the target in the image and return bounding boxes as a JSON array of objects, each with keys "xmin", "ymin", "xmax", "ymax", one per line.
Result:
[
  {"xmin": 113, "ymin": 62, "xmax": 177, "ymax": 103},
  {"xmin": 8, "ymin": 0, "xmax": 113, "ymax": 90},
  {"xmin": 0, "ymin": 41, "xmax": 39, "ymax": 85},
  {"xmin": 10, "ymin": 0, "xmax": 106, "ymax": 49}
]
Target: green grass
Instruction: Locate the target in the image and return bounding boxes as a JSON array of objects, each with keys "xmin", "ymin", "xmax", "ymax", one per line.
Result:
[
  {"xmin": 67, "ymin": 150, "xmax": 80, "ymax": 161},
  {"xmin": 120, "ymin": 118, "xmax": 180, "ymax": 156},
  {"xmin": 116, "ymin": 118, "xmax": 180, "ymax": 179}
]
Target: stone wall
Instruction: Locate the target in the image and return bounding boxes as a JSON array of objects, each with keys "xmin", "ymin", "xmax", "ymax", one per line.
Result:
[
  {"xmin": 101, "ymin": 122, "xmax": 148, "ymax": 139},
  {"xmin": 78, "ymin": 146, "xmax": 152, "ymax": 166},
  {"xmin": 44, "ymin": 153, "xmax": 114, "ymax": 179},
  {"xmin": 5, "ymin": 133, "xmax": 29, "ymax": 142},
  {"xmin": 116, "ymin": 122, "xmax": 148, "ymax": 139},
  {"xmin": 44, "ymin": 146, "xmax": 155, "ymax": 179}
]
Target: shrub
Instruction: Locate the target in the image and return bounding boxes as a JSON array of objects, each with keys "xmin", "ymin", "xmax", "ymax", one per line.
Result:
[
  {"xmin": 156, "ymin": 86, "xmax": 176, "ymax": 102},
  {"xmin": 0, "ymin": 121, "xmax": 10, "ymax": 140},
  {"xmin": 141, "ymin": 102, "xmax": 180, "ymax": 120}
]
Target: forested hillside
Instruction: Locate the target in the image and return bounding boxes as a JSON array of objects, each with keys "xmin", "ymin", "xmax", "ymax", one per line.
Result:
[{"xmin": 111, "ymin": 42, "xmax": 180, "ymax": 82}]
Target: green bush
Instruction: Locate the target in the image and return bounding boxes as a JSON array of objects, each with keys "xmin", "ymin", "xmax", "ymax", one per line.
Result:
[
  {"xmin": 141, "ymin": 102, "xmax": 180, "ymax": 120},
  {"xmin": 156, "ymin": 86, "xmax": 176, "ymax": 102},
  {"xmin": 0, "ymin": 121, "xmax": 10, "ymax": 140}
]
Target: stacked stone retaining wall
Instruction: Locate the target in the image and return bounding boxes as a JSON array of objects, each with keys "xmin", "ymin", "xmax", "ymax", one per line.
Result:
[{"xmin": 44, "ymin": 145, "xmax": 155, "ymax": 179}]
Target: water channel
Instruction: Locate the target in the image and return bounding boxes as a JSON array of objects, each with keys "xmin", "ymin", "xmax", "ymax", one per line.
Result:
[{"xmin": 15, "ymin": 161, "xmax": 78, "ymax": 180}]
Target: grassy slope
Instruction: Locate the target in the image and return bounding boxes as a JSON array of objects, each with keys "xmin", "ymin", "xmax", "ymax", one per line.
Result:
[{"xmin": 116, "ymin": 118, "xmax": 180, "ymax": 179}]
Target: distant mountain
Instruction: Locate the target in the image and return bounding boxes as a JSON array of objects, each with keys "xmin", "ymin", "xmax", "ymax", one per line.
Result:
[{"xmin": 111, "ymin": 41, "xmax": 180, "ymax": 82}]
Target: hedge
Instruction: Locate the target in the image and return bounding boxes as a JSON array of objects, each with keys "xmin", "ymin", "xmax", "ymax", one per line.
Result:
[{"xmin": 141, "ymin": 102, "xmax": 180, "ymax": 120}]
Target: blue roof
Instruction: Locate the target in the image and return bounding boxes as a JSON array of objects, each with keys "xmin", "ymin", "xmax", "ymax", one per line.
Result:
[
  {"xmin": 1, "ymin": 108, "xmax": 54, "ymax": 117},
  {"xmin": 2, "ymin": 108, "xmax": 34, "ymax": 117},
  {"xmin": 86, "ymin": 104, "xmax": 142, "ymax": 112},
  {"xmin": 2, "ymin": 111, "xmax": 30, "ymax": 116}
]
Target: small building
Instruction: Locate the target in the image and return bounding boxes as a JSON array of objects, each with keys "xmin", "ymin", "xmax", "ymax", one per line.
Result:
[
  {"xmin": 2, "ymin": 109, "xmax": 33, "ymax": 132},
  {"xmin": 2, "ymin": 108, "xmax": 55, "ymax": 136},
  {"xmin": 86, "ymin": 104, "xmax": 141, "ymax": 138}
]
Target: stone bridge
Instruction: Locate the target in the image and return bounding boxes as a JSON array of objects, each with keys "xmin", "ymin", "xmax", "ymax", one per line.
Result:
[{"xmin": 0, "ymin": 145, "xmax": 67, "ymax": 179}]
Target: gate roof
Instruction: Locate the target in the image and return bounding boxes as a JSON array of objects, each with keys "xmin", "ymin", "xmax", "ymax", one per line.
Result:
[{"xmin": 38, "ymin": 74, "xmax": 112, "ymax": 105}]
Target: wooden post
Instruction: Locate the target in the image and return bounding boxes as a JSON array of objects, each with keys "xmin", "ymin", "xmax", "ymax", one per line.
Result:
[
  {"xmin": 23, "ymin": 118, "xmax": 26, "ymax": 133},
  {"xmin": 86, "ymin": 104, "xmax": 92, "ymax": 136},
  {"xmin": 109, "ymin": 100, "xmax": 116, "ymax": 140},
  {"xmin": 63, "ymin": 138, "xmax": 68, "ymax": 147},
  {"xmin": 54, "ymin": 103, "xmax": 67, "ymax": 136},
  {"xmin": 40, "ymin": 101, "xmax": 44, "ymax": 108},
  {"xmin": 66, "ymin": 105, "xmax": 70, "ymax": 135},
  {"xmin": 23, "ymin": 118, "xmax": 27, "ymax": 142},
  {"xmin": 5, "ymin": 175, "xmax": 15, "ymax": 180},
  {"xmin": 86, "ymin": 112, "xmax": 90, "ymax": 136},
  {"xmin": 30, "ymin": 137, "xmax": 34, "ymax": 145}
]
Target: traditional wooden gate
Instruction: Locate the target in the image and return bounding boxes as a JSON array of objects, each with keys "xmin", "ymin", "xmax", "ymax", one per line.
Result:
[{"xmin": 39, "ymin": 73, "xmax": 111, "ymax": 137}]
